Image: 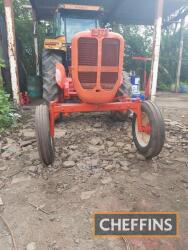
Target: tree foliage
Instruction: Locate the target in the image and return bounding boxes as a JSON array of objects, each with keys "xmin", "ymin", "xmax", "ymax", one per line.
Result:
[
  {"xmin": 116, "ymin": 23, "xmax": 188, "ymax": 86},
  {"xmin": 0, "ymin": 0, "xmax": 46, "ymax": 76},
  {"xmin": 159, "ymin": 24, "xmax": 188, "ymax": 86},
  {"xmin": 13, "ymin": 0, "xmax": 47, "ymax": 76},
  {"xmin": 0, "ymin": 0, "xmax": 3, "ymax": 15},
  {"xmin": 120, "ymin": 25, "xmax": 153, "ymax": 81},
  {"xmin": 180, "ymin": 28, "xmax": 188, "ymax": 83},
  {"xmin": 0, "ymin": 87, "xmax": 14, "ymax": 132}
]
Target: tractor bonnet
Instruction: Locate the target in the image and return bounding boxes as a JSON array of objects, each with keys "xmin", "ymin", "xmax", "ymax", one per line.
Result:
[{"xmin": 71, "ymin": 28, "xmax": 125, "ymax": 104}]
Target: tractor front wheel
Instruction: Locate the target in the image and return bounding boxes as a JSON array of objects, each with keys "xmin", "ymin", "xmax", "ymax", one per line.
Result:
[
  {"xmin": 132, "ymin": 101, "xmax": 165, "ymax": 159},
  {"xmin": 35, "ymin": 105, "xmax": 55, "ymax": 166}
]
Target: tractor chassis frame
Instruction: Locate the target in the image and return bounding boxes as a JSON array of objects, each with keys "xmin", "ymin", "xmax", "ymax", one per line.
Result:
[{"xmin": 49, "ymin": 99, "xmax": 151, "ymax": 137}]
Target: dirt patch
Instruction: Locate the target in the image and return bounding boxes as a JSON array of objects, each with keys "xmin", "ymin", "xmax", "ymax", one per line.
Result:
[{"xmin": 0, "ymin": 93, "xmax": 188, "ymax": 250}]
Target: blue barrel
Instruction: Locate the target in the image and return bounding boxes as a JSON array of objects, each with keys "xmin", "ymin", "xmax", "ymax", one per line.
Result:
[
  {"xmin": 131, "ymin": 76, "xmax": 140, "ymax": 95},
  {"xmin": 179, "ymin": 84, "xmax": 187, "ymax": 93},
  {"xmin": 130, "ymin": 75, "xmax": 145, "ymax": 100},
  {"xmin": 28, "ymin": 76, "xmax": 42, "ymax": 98}
]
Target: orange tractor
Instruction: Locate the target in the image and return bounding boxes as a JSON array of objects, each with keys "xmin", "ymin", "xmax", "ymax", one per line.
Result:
[{"xmin": 35, "ymin": 6, "xmax": 165, "ymax": 166}]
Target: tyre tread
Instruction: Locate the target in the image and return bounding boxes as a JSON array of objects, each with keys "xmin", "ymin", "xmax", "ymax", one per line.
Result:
[
  {"xmin": 42, "ymin": 49, "xmax": 62, "ymax": 102},
  {"xmin": 132, "ymin": 101, "xmax": 165, "ymax": 159},
  {"xmin": 35, "ymin": 105, "xmax": 54, "ymax": 166}
]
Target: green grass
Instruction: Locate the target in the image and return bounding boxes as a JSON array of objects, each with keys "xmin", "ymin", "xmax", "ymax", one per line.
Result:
[
  {"xmin": 0, "ymin": 87, "xmax": 15, "ymax": 133},
  {"xmin": 157, "ymin": 83, "xmax": 171, "ymax": 91}
]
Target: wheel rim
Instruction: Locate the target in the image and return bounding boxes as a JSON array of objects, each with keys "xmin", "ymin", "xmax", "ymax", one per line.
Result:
[{"xmin": 135, "ymin": 112, "xmax": 151, "ymax": 147}]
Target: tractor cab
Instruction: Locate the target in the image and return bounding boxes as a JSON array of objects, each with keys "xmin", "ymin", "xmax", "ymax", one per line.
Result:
[
  {"xmin": 54, "ymin": 6, "xmax": 100, "ymax": 43},
  {"xmin": 44, "ymin": 4, "xmax": 102, "ymax": 50}
]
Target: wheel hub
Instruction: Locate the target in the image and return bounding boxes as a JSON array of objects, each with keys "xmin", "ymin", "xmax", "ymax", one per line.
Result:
[{"xmin": 135, "ymin": 112, "xmax": 151, "ymax": 147}]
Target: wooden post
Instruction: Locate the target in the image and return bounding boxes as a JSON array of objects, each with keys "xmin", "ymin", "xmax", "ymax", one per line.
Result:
[
  {"xmin": 4, "ymin": 0, "xmax": 20, "ymax": 106},
  {"xmin": 175, "ymin": 17, "xmax": 185, "ymax": 93},
  {"xmin": 150, "ymin": 0, "xmax": 164, "ymax": 101},
  {"xmin": 32, "ymin": 8, "xmax": 40, "ymax": 76}
]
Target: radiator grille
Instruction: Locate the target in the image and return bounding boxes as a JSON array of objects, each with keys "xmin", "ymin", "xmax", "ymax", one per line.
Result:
[
  {"xmin": 77, "ymin": 37, "xmax": 120, "ymax": 90},
  {"xmin": 101, "ymin": 72, "xmax": 118, "ymax": 89},
  {"xmin": 78, "ymin": 38, "xmax": 98, "ymax": 66},
  {"xmin": 78, "ymin": 38, "xmax": 98, "ymax": 89},
  {"xmin": 78, "ymin": 72, "xmax": 97, "ymax": 89},
  {"xmin": 102, "ymin": 38, "xmax": 120, "ymax": 66}
]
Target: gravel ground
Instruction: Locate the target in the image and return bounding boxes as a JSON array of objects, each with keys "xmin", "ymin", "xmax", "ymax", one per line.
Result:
[{"xmin": 0, "ymin": 92, "xmax": 188, "ymax": 250}]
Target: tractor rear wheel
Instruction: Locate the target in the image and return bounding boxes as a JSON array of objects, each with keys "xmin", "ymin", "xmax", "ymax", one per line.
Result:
[
  {"xmin": 35, "ymin": 105, "xmax": 55, "ymax": 166},
  {"xmin": 110, "ymin": 71, "xmax": 132, "ymax": 121},
  {"xmin": 132, "ymin": 101, "xmax": 165, "ymax": 159},
  {"xmin": 118, "ymin": 71, "xmax": 132, "ymax": 97},
  {"xmin": 42, "ymin": 49, "xmax": 62, "ymax": 103}
]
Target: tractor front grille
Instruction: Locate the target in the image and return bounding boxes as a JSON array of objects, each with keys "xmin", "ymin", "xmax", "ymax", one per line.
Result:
[
  {"xmin": 78, "ymin": 38, "xmax": 98, "ymax": 66},
  {"xmin": 77, "ymin": 37, "xmax": 120, "ymax": 90},
  {"xmin": 78, "ymin": 37, "xmax": 98, "ymax": 89},
  {"xmin": 78, "ymin": 72, "xmax": 97, "ymax": 89},
  {"xmin": 102, "ymin": 38, "xmax": 120, "ymax": 66},
  {"xmin": 100, "ymin": 72, "xmax": 118, "ymax": 89},
  {"xmin": 101, "ymin": 38, "xmax": 120, "ymax": 89}
]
